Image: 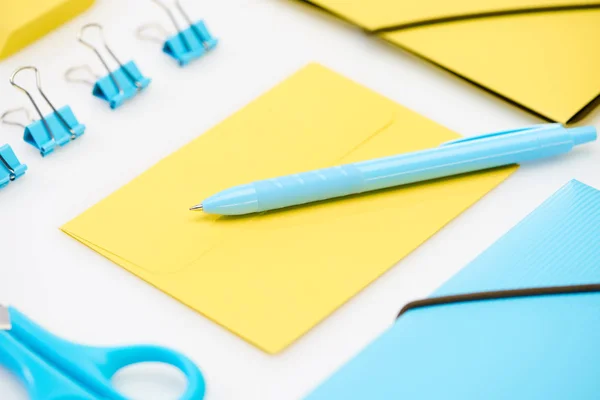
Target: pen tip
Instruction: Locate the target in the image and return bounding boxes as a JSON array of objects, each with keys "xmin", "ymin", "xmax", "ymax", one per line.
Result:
[{"xmin": 190, "ymin": 204, "xmax": 203, "ymax": 211}]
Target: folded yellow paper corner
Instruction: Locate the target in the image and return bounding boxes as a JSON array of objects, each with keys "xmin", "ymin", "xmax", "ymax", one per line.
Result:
[
  {"xmin": 297, "ymin": 0, "xmax": 600, "ymax": 123},
  {"xmin": 300, "ymin": 0, "xmax": 600, "ymax": 31},
  {"xmin": 0, "ymin": 0, "xmax": 95, "ymax": 60},
  {"xmin": 382, "ymin": 8, "xmax": 600, "ymax": 123},
  {"xmin": 62, "ymin": 64, "xmax": 516, "ymax": 353}
]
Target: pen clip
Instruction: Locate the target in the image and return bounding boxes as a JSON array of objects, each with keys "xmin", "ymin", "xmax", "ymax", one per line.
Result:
[{"xmin": 440, "ymin": 123, "xmax": 562, "ymax": 147}]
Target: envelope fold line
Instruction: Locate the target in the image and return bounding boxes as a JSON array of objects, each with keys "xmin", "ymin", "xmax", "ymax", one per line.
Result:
[{"xmin": 372, "ymin": 4, "xmax": 600, "ymax": 33}]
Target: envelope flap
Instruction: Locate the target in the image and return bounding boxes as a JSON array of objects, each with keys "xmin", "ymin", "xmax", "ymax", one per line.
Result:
[
  {"xmin": 62, "ymin": 63, "xmax": 396, "ymax": 274},
  {"xmin": 302, "ymin": 0, "xmax": 600, "ymax": 31}
]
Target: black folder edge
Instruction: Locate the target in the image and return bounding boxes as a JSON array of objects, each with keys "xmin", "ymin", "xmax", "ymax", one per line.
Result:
[{"xmin": 396, "ymin": 283, "xmax": 600, "ymax": 320}]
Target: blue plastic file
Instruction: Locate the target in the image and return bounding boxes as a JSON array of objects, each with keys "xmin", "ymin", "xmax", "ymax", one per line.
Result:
[
  {"xmin": 306, "ymin": 180, "xmax": 600, "ymax": 400},
  {"xmin": 93, "ymin": 61, "xmax": 151, "ymax": 109},
  {"xmin": 0, "ymin": 144, "xmax": 27, "ymax": 188},
  {"xmin": 23, "ymin": 106, "xmax": 85, "ymax": 157},
  {"xmin": 163, "ymin": 21, "xmax": 218, "ymax": 66}
]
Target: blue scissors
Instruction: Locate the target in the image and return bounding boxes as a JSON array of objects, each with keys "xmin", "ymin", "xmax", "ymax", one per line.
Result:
[{"xmin": 0, "ymin": 305, "xmax": 205, "ymax": 399}]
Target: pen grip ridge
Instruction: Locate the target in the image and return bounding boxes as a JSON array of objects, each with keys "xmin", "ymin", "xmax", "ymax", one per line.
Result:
[{"xmin": 255, "ymin": 165, "xmax": 364, "ymax": 211}]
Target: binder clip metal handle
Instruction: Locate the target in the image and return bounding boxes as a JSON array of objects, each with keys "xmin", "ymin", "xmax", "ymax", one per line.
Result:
[
  {"xmin": 0, "ymin": 108, "xmax": 34, "ymax": 129},
  {"xmin": 64, "ymin": 65, "xmax": 101, "ymax": 87},
  {"xmin": 138, "ymin": 0, "xmax": 218, "ymax": 66},
  {"xmin": 7, "ymin": 66, "xmax": 85, "ymax": 157},
  {"xmin": 70, "ymin": 24, "xmax": 151, "ymax": 109},
  {"xmin": 0, "ymin": 144, "xmax": 27, "ymax": 188},
  {"xmin": 10, "ymin": 66, "xmax": 75, "ymax": 140},
  {"xmin": 78, "ymin": 23, "xmax": 140, "ymax": 93},
  {"xmin": 152, "ymin": 0, "xmax": 198, "ymax": 52},
  {"xmin": 136, "ymin": 24, "xmax": 169, "ymax": 45},
  {"xmin": 0, "ymin": 151, "xmax": 16, "ymax": 181}
]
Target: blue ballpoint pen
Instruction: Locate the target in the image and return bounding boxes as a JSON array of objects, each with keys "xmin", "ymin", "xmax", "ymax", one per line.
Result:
[{"xmin": 190, "ymin": 123, "xmax": 597, "ymax": 215}]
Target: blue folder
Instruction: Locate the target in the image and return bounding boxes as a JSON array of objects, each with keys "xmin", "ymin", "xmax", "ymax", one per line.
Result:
[{"xmin": 306, "ymin": 180, "xmax": 600, "ymax": 400}]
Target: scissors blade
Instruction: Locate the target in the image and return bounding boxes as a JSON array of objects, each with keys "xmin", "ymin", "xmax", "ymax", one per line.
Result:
[{"xmin": 0, "ymin": 305, "xmax": 11, "ymax": 330}]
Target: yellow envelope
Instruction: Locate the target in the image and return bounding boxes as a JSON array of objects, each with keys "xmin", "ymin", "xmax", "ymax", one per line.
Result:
[
  {"xmin": 0, "ymin": 0, "xmax": 95, "ymax": 60},
  {"xmin": 297, "ymin": 1, "xmax": 600, "ymax": 123},
  {"xmin": 62, "ymin": 64, "xmax": 516, "ymax": 353}
]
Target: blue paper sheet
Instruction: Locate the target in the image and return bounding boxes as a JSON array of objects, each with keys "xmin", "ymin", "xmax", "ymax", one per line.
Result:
[{"xmin": 307, "ymin": 180, "xmax": 600, "ymax": 400}]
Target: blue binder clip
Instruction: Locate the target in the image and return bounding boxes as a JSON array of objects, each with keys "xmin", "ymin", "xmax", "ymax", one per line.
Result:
[
  {"xmin": 65, "ymin": 23, "xmax": 151, "ymax": 109},
  {"xmin": 137, "ymin": 0, "xmax": 218, "ymax": 67},
  {"xmin": 0, "ymin": 144, "xmax": 27, "ymax": 188},
  {"xmin": 4, "ymin": 66, "xmax": 85, "ymax": 157}
]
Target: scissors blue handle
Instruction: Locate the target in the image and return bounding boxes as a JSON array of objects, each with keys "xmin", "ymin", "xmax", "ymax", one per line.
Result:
[{"xmin": 0, "ymin": 307, "xmax": 205, "ymax": 399}]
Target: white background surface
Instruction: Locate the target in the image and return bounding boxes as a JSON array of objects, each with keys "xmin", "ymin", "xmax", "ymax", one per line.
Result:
[{"xmin": 1, "ymin": 0, "xmax": 598, "ymax": 399}]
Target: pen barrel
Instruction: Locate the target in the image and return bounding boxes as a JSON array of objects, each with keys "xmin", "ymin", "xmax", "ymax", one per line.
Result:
[
  {"xmin": 358, "ymin": 128, "xmax": 576, "ymax": 191},
  {"xmin": 203, "ymin": 124, "xmax": 595, "ymax": 215},
  {"xmin": 255, "ymin": 164, "xmax": 365, "ymax": 211}
]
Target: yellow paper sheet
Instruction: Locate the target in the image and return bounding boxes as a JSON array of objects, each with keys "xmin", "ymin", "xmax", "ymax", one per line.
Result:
[
  {"xmin": 62, "ymin": 64, "xmax": 516, "ymax": 353},
  {"xmin": 301, "ymin": 0, "xmax": 600, "ymax": 31},
  {"xmin": 383, "ymin": 9, "xmax": 600, "ymax": 123},
  {"xmin": 0, "ymin": 0, "xmax": 95, "ymax": 60},
  {"xmin": 296, "ymin": 1, "xmax": 600, "ymax": 123}
]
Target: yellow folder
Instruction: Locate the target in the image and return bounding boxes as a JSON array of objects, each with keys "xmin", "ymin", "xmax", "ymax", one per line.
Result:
[
  {"xmin": 62, "ymin": 64, "xmax": 516, "ymax": 354},
  {"xmin": 0, "ymin": 0, "xmax": 95, "ymax": 60},
  {"xmin": 297, "ymin": 1, "xmax": 600, "ymax": 123}
]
